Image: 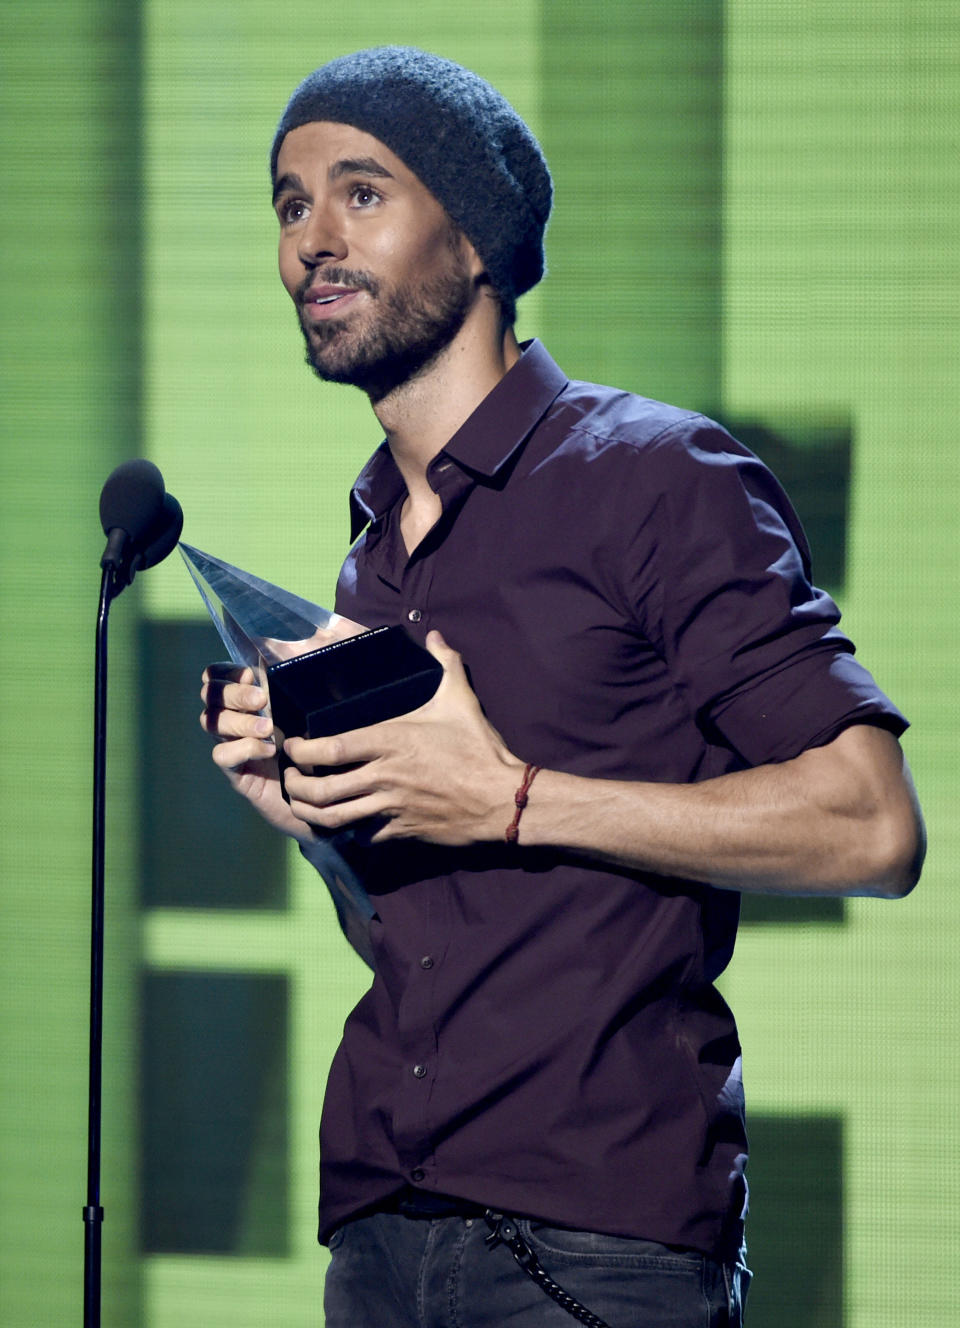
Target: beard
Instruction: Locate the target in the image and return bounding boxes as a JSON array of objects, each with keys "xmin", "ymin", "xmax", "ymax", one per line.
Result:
[{"xmin": 296, "ymin": 245, "xmax": 475, "ymax": 403}]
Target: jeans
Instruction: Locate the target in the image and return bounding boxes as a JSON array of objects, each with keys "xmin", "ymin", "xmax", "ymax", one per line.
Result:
[{"xmin": 323, "ymin": 1210, "xmax": 751, "ymax": 1327}]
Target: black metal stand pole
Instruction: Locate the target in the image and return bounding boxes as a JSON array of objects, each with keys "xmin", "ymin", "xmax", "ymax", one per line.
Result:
[{"xmin": 84, "ymin": 565, "xmax": 116, "ymax": 1327}]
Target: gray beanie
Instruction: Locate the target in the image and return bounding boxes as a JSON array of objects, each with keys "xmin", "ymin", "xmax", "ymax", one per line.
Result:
[{"xmin": 271, "ymin": 47, "xmax": 552, "ymax": 308}]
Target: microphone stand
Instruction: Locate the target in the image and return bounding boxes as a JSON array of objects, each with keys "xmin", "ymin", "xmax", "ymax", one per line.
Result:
[
  {"xmin": 85, "ymin": 561, "xmax": 119, "ymax": 1327},
  {"xmin": 85, "ymin": 475, "xmax": 182, "ymax": 1325}
]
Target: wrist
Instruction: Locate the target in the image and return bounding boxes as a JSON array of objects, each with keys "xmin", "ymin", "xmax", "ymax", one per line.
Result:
[{"xmin": 505, "ymin": 763, "xmax": 542, "ymax": 843}]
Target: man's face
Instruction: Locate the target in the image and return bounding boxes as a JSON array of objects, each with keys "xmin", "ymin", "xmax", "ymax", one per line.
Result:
[{"xmin": 273, "ymin": 121, "xmax": 482, "ymax": 401}]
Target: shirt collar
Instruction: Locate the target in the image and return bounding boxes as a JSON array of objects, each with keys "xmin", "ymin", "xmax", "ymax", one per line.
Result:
[{"xmin": 349, "ymin": 340, "xmax": 569, "ymax": 541}]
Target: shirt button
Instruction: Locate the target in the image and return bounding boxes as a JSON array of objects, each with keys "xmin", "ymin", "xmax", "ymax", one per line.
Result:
[
  {"xmin": 419, "ymin": 955, "xmax": 434, "ymax": 970},
  {"xmin": 407, "ymin": 608, "xmax": 422, "ymax": 623},
  {"xmin": 411, "ymin": 1168, "xmax": 426, "ymax": 1183},
  {"xmin": 412, "ymin": 1064, "xmax": 428, "ymax": 1079}
]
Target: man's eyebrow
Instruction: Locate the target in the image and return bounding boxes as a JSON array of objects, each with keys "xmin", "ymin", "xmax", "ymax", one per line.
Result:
[
  {"xmin": 272, "ymin": 158, "xmax": 395, "ymax": 206},
  {"xmin": 272, "ymin": 172, "xmax": 305, "ymax": 205},
  {"xmin": 329, "ymin": 157, "xmax": 395, "ymax": 182}
]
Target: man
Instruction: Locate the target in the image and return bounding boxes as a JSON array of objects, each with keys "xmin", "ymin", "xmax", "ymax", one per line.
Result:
[{"xmin": 202, "ymin": 47, "xmax": 924, "ymax": 1327}]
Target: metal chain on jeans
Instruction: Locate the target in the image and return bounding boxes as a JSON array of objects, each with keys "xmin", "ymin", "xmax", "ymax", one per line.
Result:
[{"xmin": 483, "ymin": 1211, "xmax": 614, "ymax": 1328}]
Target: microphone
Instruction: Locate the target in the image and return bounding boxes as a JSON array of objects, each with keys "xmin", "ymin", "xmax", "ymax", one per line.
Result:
[
  {"xmin": 98, "ymin": 459, "xmax": 182, "ymax": 591},
  {"xmin": 136, "ymin": 491, "xmax": 184, "ymax": 575}
]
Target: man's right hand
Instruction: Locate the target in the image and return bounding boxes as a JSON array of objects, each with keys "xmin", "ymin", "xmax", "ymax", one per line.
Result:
[{"xmin": 200, "ymin": 662, "xmax": 317, "ymax": 843}]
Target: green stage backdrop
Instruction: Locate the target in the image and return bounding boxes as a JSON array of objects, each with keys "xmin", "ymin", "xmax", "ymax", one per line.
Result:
[{"xmin": 1, "ymin": 2, "xmax": 957, "ymax": 1325}]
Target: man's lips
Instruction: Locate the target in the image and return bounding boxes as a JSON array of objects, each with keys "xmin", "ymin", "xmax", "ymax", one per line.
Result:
[{"xmin": 300, "ymin": 285, "xmax": 363, "ymax": 321}]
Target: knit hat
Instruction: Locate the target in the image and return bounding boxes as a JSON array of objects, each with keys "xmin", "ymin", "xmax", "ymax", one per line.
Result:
[{"xmin": 271, "ymin": 47, "xmax": 552, "ymax": 309}]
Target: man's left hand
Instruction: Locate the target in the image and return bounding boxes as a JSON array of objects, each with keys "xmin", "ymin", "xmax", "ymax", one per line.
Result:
[{"xmin": 282, "ymin": 631, "xmax": 525, "ymax": 845}]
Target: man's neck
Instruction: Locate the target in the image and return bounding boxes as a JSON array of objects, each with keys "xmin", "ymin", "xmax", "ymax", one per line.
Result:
[{"xmin": 371, "ymin": 316, "xmax": 522, "ymax": 511}]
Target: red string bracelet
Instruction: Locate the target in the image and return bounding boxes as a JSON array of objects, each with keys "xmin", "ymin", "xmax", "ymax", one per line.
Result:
[{"xmin": 505, "ymin": 763, "xmax": 541, "ymax": 844}]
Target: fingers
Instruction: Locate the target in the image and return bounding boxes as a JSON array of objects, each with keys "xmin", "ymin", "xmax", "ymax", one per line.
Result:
[
  {"xmin": 201, "ymin": 662, "xmax": 265, "ymax": 720},
  {"xmin": 202, "ymin": 661, "xmax": 256, "ymax": 685},
  {"xmin": 201, "ymin": 702, "xmax": 270, "ymax": 747},
  {"xmin": 205, "ymin": 710, "xmax": 274, "ymax": 746},
  {"xmin": 198, "ymin": 663, "xmax": 318, "ymax": 842},
  {"xmin": 201, "ymin": 676, "xmax": 265, "ymax": 712},
  {"xmin": 200, "ymin": 665, "xmax": 272, "ymax": 751},
  {"xmin": 284, "ymin": 759, "xmax": 373, "ymax": 806},
  {"xmin": 424, "ymin": 630, "xmax": 468, "ymax": 684},
  {"xmin": 284, "ymin": 767, "xmax": 385, "ymax": 831},
  {"xmin": 211, "ymin": 731, "xmax": 277, "ymax": 771},
  {"xmin": 283, "ymin": 763, "xmax": 398, "ymax": 838},
  {"xmin": 423, "ymin": 628, "xmax": 454, "ymax": 662},
  {"xmin": 201, "ymin": 663, "xmax": 264, "ymax": 721},
  {"xmin": 284, "ymin": 730, "xmax": 362, "ymax": 769}
]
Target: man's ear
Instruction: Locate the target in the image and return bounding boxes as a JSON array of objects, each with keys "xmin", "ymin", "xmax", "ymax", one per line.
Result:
[{"xmin": 462, "ymin": 236, "xmax": 486, "ymax": 281}]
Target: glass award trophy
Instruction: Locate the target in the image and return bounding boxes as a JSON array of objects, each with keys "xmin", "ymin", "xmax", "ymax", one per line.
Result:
[
  {"xmin": 180, "ymin": 543, "xmax": 444, "ymax": 968},
  {"xmin": 179, "ymin": 542, "xmax": 442, "ymax": 741},
  {"xmin": 178, "ymin": 541, "xmax": 368, "ymax": 673}
]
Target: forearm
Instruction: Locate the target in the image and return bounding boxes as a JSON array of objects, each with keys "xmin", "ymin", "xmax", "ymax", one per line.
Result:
[
  {"xmin": 279, "ymin": 638, "xmax": 924, "ymax": 898},
  {"xmin": 514, "ymin": 725, "xmax": 925, "ymax": 898}
]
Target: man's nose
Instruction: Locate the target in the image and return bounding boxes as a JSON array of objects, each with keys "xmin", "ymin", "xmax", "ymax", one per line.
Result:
[{"xmin": 297, "ymin": 203, "xmax": 348, "ymax": 267}]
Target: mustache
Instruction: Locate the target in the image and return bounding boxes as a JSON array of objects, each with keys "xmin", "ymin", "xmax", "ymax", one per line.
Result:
[{"xmin": 296, "ymin": 267, "xmax": 380, "ymax": 303}]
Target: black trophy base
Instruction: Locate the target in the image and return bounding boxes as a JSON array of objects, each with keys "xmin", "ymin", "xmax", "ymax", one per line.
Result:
[{"xmin": 266, "ymin": 624, "xmax": 442, "ymax": 749}]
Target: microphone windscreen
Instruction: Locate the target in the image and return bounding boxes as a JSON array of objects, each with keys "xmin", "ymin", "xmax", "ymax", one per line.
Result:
[
  {"xmin": 139, "ymin": 492, "xmax": 184, "ymax": 571},
  {"xmin": 99, "ymin": 459, "xmax": 165, "ymax": 543}
]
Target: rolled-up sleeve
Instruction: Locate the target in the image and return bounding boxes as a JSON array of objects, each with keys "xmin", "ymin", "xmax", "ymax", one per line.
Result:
[{"xmin": 650, "ymin": 419, "xmax": 907, "ymax": 766}]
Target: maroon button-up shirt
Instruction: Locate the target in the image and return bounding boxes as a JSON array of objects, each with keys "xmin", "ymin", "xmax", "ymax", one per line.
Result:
[{"xmin": 314, "ymin": 341, "xmax": 906, "ymax": 1257}]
